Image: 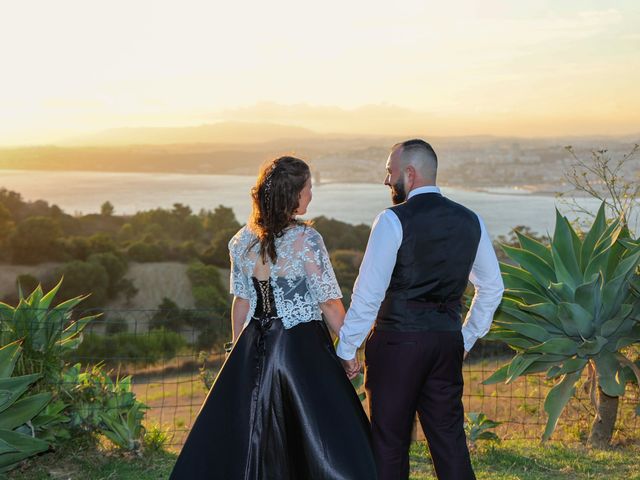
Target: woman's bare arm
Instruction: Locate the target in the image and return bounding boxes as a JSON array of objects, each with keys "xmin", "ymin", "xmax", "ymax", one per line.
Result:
[
  {"xmin": 231, "ymin": 296, "xmax": 250, "ymax": 342},
  {"xmin": 319, "ymin": 298, "xmax": 346, "ymax": 337},
  {"xmin": 320, "ymin": 298, "xmax": 360, "ymax": 378}
]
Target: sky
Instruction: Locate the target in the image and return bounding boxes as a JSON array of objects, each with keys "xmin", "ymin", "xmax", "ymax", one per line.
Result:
[{"xmin": 1, "ymin": 0, "xmax": 639, "ymax": 144}]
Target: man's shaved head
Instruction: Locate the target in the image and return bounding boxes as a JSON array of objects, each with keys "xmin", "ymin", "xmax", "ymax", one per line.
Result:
[{"xmin": 391, "ymin": 139, "xmax": 438, "ymax": 184}]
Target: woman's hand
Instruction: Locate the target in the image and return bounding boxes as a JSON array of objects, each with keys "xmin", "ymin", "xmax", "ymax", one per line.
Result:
[{"xmin": 341, "ymin": 357, "xmax": 360, "ymax": 380}]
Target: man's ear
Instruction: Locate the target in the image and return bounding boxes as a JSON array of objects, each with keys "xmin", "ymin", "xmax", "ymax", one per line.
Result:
[{"xmin": 404, "ymin": 165, "xmax": 416, "ymax": 190}]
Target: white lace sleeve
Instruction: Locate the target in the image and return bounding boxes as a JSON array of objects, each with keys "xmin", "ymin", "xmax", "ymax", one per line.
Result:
[
  {"xmin": 228, "ymin": 232, "xmax": 251, "ymax": 299},
  {"xmin": 302, "ymin": 228, "xmax": 342, "ymax": 303}
]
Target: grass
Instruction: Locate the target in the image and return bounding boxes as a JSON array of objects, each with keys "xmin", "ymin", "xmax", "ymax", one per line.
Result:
[
  {"xmin": 6, "ymin": 436, "xmax": 177, "ymax": 480},
  {"xmin": 16, "ymin": 352, "xmax": 633, "ymax": 479},
  {"xmin": 409, "ymin": 440, "xmax": 640, "ymax": 479},
  {"xmin": 7, "ymin": 438, "xmax": 640, "ymax": 479},
  {"xmin": 128, "ymin": 357, "xmax": 640, "ymax": 446}
]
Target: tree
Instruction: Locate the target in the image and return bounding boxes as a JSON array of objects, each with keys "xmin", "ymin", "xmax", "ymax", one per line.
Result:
[
  {"xmin": 127, "ymin": 242, "xmax": 164, "ymax": 262},
  {"xmin": 118, "ymin": 223, "xmax": 135, "ymax": 242},
  {"xmin": 87, "ymin": 233, "xmax": 117, "ymax": 255},
  {"xmin": 101, "ymin": 201, "xmax": 115, "ymax": 217},
  {"xmin": 88, "ymin": 252, "xmax": 128, "ymax": 298},
  {"xmin": 150, "ymin": 297, "xmax": 183, "ymax": 332},
  {"xmin": 560, "ymin": 144, "xmax": 639, "ymax": 233},
  {"xmin": 56, "ymin": 261, "xmax": 110, "ymax": 310},
  {"xmin": 0, "ymin": 188, "xmax": 26, "ymax": 219},
  {"xmin": 60, "ymin": 236, "xmax": 91, "ymax": 261},
  {"xmin": 0, "ymin": 203, "xmax": 16, "ymax": 255},
  {"xmin": 187, "ymin": 262, "xmax": 230, "ymax": 317},
  {"xmin": 9, "ymin": 216, "xmax": 63, "ymax": 264},
  {"xmin": 330, "ymin": 249, "xmax": 364, "ymax": 305},
  {"xmin": 203, "ymin": 205, "xmax": 240, "ymax": 236},
  {"xmin": 172, "ymin": 203, "xmax": 192, "ymax": 220},
  {"xmin": 182, "ymin": 215, "xmax": 204, "ymax": 241},
  {"xmin": 203, "ymin": 227, "xmax": 238, "ymax": 268},
  {"xmin": 312, "ymin": 216, "xmax": 370, "ymax": 251}
]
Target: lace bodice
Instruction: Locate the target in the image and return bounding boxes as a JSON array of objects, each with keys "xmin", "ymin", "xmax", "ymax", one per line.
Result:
[{"xmin": 228, "ymin": 224, "xmax": 342, "ymax": 329}]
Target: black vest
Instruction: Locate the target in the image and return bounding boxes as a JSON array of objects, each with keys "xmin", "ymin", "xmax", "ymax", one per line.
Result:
[{"xmin": 376, "ymin": 192, "xmax": 482, "ymax": 332}]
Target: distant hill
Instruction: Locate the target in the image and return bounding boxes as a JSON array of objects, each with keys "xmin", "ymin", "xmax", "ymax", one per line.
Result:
[
  {"xmin": 64, "ymin": 121, "xmax": 318, "ymax": 146},
  {"xmin": 0, "ymin": 135, "xmax": 395, "ymax": 176},
  {"xmin": 0, "ymin": 144, "xmax": 269, "ymax": 175}
]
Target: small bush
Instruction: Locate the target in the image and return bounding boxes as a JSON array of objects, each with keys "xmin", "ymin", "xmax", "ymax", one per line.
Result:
[
  {"xmin": 143, "ymin": 424, "xmax": 172, "ymax": 452},
  {"xmin": 70, "ymin": 329, "xmax": 187, "ymax": 367}
]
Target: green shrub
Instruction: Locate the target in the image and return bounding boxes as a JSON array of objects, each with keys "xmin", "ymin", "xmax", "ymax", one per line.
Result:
[
  {"xmin": 464, "ymin": 412, "xmax": 501, "ymax": 444},
  {"xmin": 150, "ymin": 297, "xmax": 183, "ymax": 331},
  {"xmin": 88, "ymin": 252, "xmax": 127, "ymax": 296},
  {"xmin": 187, "ymin": 262, "xmax": 230, "ymax": 314},
  {"xmin": 71, "ymin": 329, "xmax": 186, "ymax": 367},
  {"xmin": 192, "ymin": 286, "xmax": 229, "ymax": 313},
  {"xmin": 61, "ymin": 363, "xmax": 147, "ymax": 452},
  {"xmin": 143, "ymin": 424, "xmax": 172, "ymax": 451},
  {"xmin": 202, "ymin": 227, "xmax": 237, "ymax": 268}
]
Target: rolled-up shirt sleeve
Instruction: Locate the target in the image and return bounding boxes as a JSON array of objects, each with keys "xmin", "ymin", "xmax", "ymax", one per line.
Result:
[
  {"xmin": 336, "ymin": 210, "xmax": 402, "ymax": 360},
  {"xmin": 462, "ymin": 215, "xmax": 505, "ymax": 352}
]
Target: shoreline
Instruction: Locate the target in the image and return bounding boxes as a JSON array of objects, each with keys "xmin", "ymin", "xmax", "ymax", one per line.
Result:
[{"xmin": 0, "ymin": 167, "xmax": 565, "ymax": 198}]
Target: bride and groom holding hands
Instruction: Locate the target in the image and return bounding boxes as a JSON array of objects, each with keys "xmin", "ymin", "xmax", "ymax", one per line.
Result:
[{"xmin": 170, "ymin": 139, "xmax": 504, "ymax": 480}]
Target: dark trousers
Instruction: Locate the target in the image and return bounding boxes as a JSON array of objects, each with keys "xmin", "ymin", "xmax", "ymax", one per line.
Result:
[{"xmin": 364, "ymin": 329, "xmax": 475, "ymax": 480}]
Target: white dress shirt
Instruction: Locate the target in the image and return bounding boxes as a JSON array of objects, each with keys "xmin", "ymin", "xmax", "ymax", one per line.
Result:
[{"xmin": 336, "ymin": 185, "xmax": 504, "ymax": 360}]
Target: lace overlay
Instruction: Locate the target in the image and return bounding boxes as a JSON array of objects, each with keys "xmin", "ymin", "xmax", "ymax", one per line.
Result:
[{"xmin": 228, "ymin": 224, "xmax": 342, "ymax": 329}]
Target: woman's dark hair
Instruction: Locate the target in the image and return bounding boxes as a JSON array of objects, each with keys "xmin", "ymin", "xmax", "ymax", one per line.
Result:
[{"xmin": 249, "ymin": 156, "xmax": 311, "ymax": 263}]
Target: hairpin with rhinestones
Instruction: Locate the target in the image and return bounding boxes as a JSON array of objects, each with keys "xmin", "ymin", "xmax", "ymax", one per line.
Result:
[{"xmin": 263, "ymin": 161, "xmax": 278, "ymax": 207}]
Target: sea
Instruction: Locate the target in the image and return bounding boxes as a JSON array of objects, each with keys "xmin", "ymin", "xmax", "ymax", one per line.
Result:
[{"xmin": 1, "ymin": 169, "xmax": 636, "ymax": 238}]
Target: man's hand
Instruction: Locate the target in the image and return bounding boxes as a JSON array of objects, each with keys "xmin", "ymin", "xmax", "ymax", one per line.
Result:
[{"xmin": 341, "ymin": 357, "xmax": 360, "ymax": 380}]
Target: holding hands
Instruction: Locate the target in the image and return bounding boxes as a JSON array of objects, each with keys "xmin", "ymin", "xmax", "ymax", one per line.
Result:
[{"xmin": 341, "ymin": 357, "xmax": 360, "ymax": 380}]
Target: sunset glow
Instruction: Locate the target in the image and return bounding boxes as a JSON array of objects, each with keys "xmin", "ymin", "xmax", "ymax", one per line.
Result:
[{"xmin": 1, "ymin": 0, "xmax": 639, "ymax": 144}]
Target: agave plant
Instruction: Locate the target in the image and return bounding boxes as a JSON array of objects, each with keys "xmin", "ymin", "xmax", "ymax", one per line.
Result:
[
  {"xmin": 62, "ymin": 363, "xmax": 148, "ymax": 452},
  {"xmin": 0, "ymin": 279, "xmax": 100, "ymax": 384},
  {"xmin": 99, "ymin": 402, "xmax": 147, "ymax": 452},
  {"xmin": 483, "ymin": 203, "xmax": 640, "ymax": 446},
  {"xmin": 0, "ymin": 340, "xmax": 51, "ymax": 472}
]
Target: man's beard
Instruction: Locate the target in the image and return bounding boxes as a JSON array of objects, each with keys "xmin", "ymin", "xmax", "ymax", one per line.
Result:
[{"xmin": 390, "ymin": 179, "xmax": 407, "ymax": 205}]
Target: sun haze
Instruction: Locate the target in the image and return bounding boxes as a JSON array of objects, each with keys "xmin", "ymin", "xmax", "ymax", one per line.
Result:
[{"xmin": 1, "ymin": 0, "xmax": 639, "ymax": 145}]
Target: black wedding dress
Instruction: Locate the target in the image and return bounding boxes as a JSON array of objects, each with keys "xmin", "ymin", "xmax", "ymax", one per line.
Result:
[{"xmin": 169, "ymin": 277, "xmax": 377, "ymax": 479}]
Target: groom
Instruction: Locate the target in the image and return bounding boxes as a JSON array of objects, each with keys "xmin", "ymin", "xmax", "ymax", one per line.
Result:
[{"xmin": 337, "ymin": 139, "xmax": 504, "ymax": 480}]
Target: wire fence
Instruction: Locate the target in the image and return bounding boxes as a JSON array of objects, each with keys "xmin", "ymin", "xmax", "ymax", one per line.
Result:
[{"xmin": 3, "ymin": 309, "xmax": 639, "ymax": 448}]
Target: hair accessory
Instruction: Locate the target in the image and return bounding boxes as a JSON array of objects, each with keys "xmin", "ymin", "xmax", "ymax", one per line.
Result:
[{"xmin": 263, "ymin": 161, "xmax": 278, "ymax": 206}]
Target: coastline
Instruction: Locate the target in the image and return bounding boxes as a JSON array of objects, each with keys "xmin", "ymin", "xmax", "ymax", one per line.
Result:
[{"xmin": 0, "ymin": 167, "xmax": 566, "ymax": 199}]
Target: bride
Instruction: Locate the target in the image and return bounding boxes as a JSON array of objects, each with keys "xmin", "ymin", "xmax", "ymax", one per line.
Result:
[{"xmin": 169, "ymin": 156, "xmax": 377, "ymax": 479}]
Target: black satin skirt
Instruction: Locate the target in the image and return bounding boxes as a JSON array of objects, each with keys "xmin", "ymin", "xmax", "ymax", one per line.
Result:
[{"xmin": 169, "ymin": 316, "xmax": 377, "ymax": 480}]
